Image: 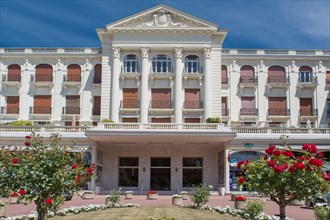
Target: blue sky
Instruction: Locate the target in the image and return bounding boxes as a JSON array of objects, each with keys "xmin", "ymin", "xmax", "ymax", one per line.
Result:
[{"xmin": 1, "ymin": 0, "xmax": 329, "ymax": 49}]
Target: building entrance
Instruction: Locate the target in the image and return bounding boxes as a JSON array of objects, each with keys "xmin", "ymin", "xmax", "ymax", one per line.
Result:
[{"xmin": 150, "ymin": 157, "xmax": 171, "ymax": 190}]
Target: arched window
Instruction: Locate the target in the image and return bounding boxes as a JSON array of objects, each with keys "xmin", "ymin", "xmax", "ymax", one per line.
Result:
[
  {"xmin": 152, "ymin": 55, "xmax": 172, "ymax": 73},
  {"xmin": 299, "ymin": 66, "xmax": 312, "ymax": 83},
  {"xmin": 240, "ymin": 65, "xmax": 255, "ymax": 83},
  {"xmin": 221, "ymin": 65, "xmax": 228, "ymax": 84},
  {"xmin": 184, "ymin": 55, "xmax": 201, "ymax": 74},
  {"xmin": 35, "ymin": 64, "xmax": 53, "ymax": 82},
  {"xmin": 268, "ymin": 66, "xmax": 285, "ymax": 83},
  {"xmin": 67, "ymin": 64, "xmax": 81, "ymax": 82},
  {"xmin": 7, "ymin": 64, "xmax": 21, "ymax": 82},
  {"xmin": 123, "ymin": 55, "xmax": 139, "ymax": 73},
  {"xmin": 94, "ymin": 64, "xmax": 102, "ymax": 83}
]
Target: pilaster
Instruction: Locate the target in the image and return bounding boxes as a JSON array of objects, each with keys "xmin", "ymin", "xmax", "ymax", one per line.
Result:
[
  {"xmin": 140, "ymin": 48, "xmax": 150, "ymax": 123},
  {"xmin": 111, "ymin": 47, "xmax": 121, "ymax": 122},
  {"xmin": 174, "ymin": 48, "xmax": 184, "ymax": 123}
]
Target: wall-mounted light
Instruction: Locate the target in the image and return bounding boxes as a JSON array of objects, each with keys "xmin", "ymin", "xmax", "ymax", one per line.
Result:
[{"xmin": 175, "ymin": 168, "xmax": 178, "ymax": 172}]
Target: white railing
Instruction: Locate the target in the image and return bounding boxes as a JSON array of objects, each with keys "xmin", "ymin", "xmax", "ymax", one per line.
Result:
[
  {"xmin": 221, "ymin": 49, "xmax": 329, "ymax": 56},
  {"xmin": 0, "ymin": 126, "xmax": 89, "ymax": 132},
  {"xmin": 1, "ymin": 48, "xmax": 101, "ymax": 54},
  {"xmin": 232, "ymin": 127, "xmax": 330, "ymax": 134},
  {"xmin": 101, "ymin": 123, "xmax": 225, "ymax": 130}
]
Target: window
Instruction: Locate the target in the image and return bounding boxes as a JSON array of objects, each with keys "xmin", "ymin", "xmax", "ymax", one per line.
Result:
[
  {"xmin": 7, "ymin": 64, "xmax": 21, "ymax": 82},
  {"xmin": 184, "ymin": 55, "xmax": 200, "ymax": 74},
  {"xmin": 93, "ymin": 64, "xmax": 102, "ymax": 83},
  {"xmin": 183, "ymin": 158, "xmax": 203, "ymax": 187},
  {"xmin": 240, "ymin": 65, "xmax": 255, "ymax": 83},
  {"xmin": 123, "ymin": 55, "xmax": 139, "ymax": 73},
  {"xmin": 268, "ymin": 66, "xmax": 285, "ymax": 83},
  {"xmin": 119, "ymin": 157, "xmax": 139, "ymax": 187},
  {"xmin": 150, "ymin": 158, "xmax": 171, "ymax": 190},
  {"xmin": 152, "ymin": 55, "xmax": 172, "ymax": 73},
  {"xmin": 35, "ymin": 64, "xmax": 53, "ymax": 82},
  {"xmin": 67, "ymin": 64, "xmax": 81, "ymax": 82},
  {"xmin": 221, "ymin": 65, "xmax": 228, "ymax": 84},
  {"xmin": 93, "ymin": 96, "xmax": 101, "ymax": 115},
  {"xmin": 299, "ymin": 66, "xmax": 312, "ymax": 83}
]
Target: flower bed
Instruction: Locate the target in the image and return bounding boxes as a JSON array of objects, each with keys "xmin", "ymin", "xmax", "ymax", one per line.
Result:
[{"xmin": 147, "ymin": 191, "xmax": 158, "ymax": 200}]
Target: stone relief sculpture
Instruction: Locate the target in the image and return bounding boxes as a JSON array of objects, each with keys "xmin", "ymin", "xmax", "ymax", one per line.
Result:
[{"xmin": 137, "ymin": 9, "xmax": 188, "ymax": 28}]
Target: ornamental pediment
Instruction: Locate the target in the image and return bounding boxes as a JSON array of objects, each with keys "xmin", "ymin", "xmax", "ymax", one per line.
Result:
[{"xmin": 106, "ymin": 5, "xmax": 218, "ymax": 30}]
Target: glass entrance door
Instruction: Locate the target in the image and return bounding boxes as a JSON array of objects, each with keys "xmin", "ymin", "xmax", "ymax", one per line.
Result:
[{"xmin": 150, "ymin": 158, "xmax": 171, "ymax": 190}]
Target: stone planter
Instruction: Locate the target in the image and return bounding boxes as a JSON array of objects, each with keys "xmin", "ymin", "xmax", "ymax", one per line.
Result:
[
  {"xmin": 231, "ymin": 194, "xmax": 240, "ymax": 201},
  {"xmin": 81, "ymin": 191, "xmax": 94, "ymax": 199},
  {"xmin": 125, "ymin": 193, "xmax": 133, "ymax": 199},
  {"xmin": 147, "ymin": 193, "xmax": 158, "ymax": 200},
  {"xmin": 0, "ymin": 205, "xmax": 6, "ymax": 217},
  {"xmin": 8, "ymin": 196, "xmax": 18, "ymax": 204},
  {"xmin": 180, "ymin": 193, "xmax": 189, "ymax": 200},
  {"xmin": 234, "ymin": 201, "xmax": 246, "ymax": 209},
  {"xmin": 172, "ymin": 197, "xmax": 183, "ymax": 206}
]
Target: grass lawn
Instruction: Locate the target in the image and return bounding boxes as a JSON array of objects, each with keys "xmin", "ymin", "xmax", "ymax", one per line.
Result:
[{"xmin": 52, "ymin": 206, "xmax": 243, "ymax": 220}]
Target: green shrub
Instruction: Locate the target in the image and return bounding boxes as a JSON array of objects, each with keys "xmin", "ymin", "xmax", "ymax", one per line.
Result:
[
  {"xmin": 101, "ymin": 119, "xmax": 113, "ymax": 123},
  {"xmin": 205, "ymin": 117, "xmax": 221, "ymax": 123},
  {"xmin": 314, "ymin": 206, "xmax": 330, "ymax": 220},
  {"xmin": 245, "ymin": 200, "xmax": 265, "ymax": 219},
  {"xmin": 107, "ymin": 188, "xmax": 120, "ymax": 206},
  {"xmin": 190, "ymin": 184, "xmax": 212, "ymax": 207},
  {"xmin": 9, "ymin": 120, "xmax": 33, "ymax": 126}
]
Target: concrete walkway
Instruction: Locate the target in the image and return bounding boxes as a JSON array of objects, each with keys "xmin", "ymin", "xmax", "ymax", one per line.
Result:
[{"xmin": 3, "ymin": 195, "xmax": 315, "ymax": 220}]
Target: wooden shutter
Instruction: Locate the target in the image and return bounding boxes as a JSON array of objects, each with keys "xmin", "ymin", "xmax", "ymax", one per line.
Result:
[
  {"xmin": 268, "ymin": 66, "xmax": 285, "ymax": 77},
  {"xmin": 300, "ymin": 98, "xmax": 312, "ymax": 115},
  {"xmin": 122, "ymin": 118, "xmax": 138, "ymax": 123},
  {"xmin": 326, "ymin": 71, "xmax": 330, "ymax": 83},
  {"xmin": 94, "ymin": 64, "xmax": 102, "ymax": 83},
  {"xmin": 151, "ymin": 118, "xmax": 171, "ymax": 123},
  {"xmin": 221, "ymin": 97, "xmax": 228, "ymax": 116},
  {"xmin": 36, "ymin": 64, "xmax": 52, "ymax": 81},
  {"xmin": 240, "ymin": 66, "xmax": 254, "ymax": 77},
  {"xmin": 221, "ymin": 65, "xmax": 228, "ymax": 83},
  {"xmin": 241, "ymin": 97, "xmax": 255, "ymax": 108},
  {"xmin": 185, "ymin": 89, "xmax": 200, "ymax": 101},
  {"xmin": 67, "ymin": 64, "xmax": 81, "ymax": 82},
  {"xmin": 34, "ymin": 95, "xmax": 51, "ymax": 114},
  {"xmin": 151, "ymin": 89, "xmax": 171, "ymax": 108},
  {"xmin": 8, "ymin": 64, "xmax": 21, "ymax": 81},
  {"xmin": 7, "ymin": 96, "xmax": 19, "ymax": 114},
  {"xmin": 123, "ymin": 88, "xmax": 138, "ymax": 108},
  {"xmin": 184, "ymin": 118, "xmax": 200, "ymax": 123},
  {"xmin": 93, "ymin": 96, "xmax": 101, "ymax": 115},
  {"xmin": 268, "ymin": 97, "xmax": 286, "ymax": 115},
  {"xmin": 66, "ymin": 96, "xmax": 80, "ymax": 107}
]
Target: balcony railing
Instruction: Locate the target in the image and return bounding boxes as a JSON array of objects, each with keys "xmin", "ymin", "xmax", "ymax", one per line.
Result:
[
  {"xmin": 151, "ymin": 66, "xmax": 174, "ymax": 74},
  {"xmin": 120, "ymin": 100, "xmax": 139, "ymax": 109},
  {"xmin": 1, "ymin": 106, "xmax": 19, "ymax": 114},
  {"xmin": 268, "ymin": 108, "xmax": 290, "ymax": 116},
  {"xmin": 121, "ymin": 66, "xmax": 140, "ymax": 74},
  {"xmin": 29, "ymin": 107, "xmax": 52, "ymax": 114},
  {"xmin": 62, "ymin": 107, "xmax": 80, "ymax": 114},
  {"xmin": 150, "ymin": 101, "xmax": 173, "ymax": 109},
  {"xmin": 30, "ymin": 75, "xmax": 53, "ymax": 82},
  {"xmin": 299, "ymin": 108, "xmax": 318, "ymax": 116},
  {"xmin": 240, "ymin": 108, "xmax": 258, "ymax": 116},
  {"xmin": 92, "ymin": 77, "xmax": 101, "ymax": 84},
  {"xmin": 267, "ymin": 76, "xmax": 290, "ymax": 84},
  {"xmin": 183, "ymin": 66, "xmax": 203, "ymax": 74},
  {"xmin": 183, "ymin": 101, "xmax": 203, "ymax": 109},
  {"xmin": 222, "ymin": 108, "xmax": 229, "ymax": 116},
  {"xmin": 298, "ymin": 77, "xmax": 317, "ymax": 84},
  {"xmin": 239, "ymin": 76, "xmax": 258, "ymax": 84},
  {"xmin": 2, "ymin": 74, "xmax": 21, "ymax": 82},
  {"xmin": 63, "ymin": 75, "xmax": 81, "ymax": 82}
]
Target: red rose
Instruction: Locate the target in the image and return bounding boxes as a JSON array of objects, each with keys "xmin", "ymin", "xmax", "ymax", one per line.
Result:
[
  {"xmin": 46, "ymin": 198, "xmax": 52, "ymax": 205},
  {"xmin": 265, "ymin": 148, "xmax": 273, "ymax": 155},
  {"xmin": 274, "ymin": 165, "xmax": 285, "ymax": 173},
  {"xmin": 302, "ymin": 144, "xmax": 310, "ymax": 150},
  {"xmin": 19, "ymin": 189, "xmax": 26, "ymax": 196},
  {"xmin": 76, "ymin": 175, "xmax": 81, "ymax": 182},
  {"xmin": 308, "ymin": 144, "xmax": 317, "ymax": 153},
  {"xmin": 12, "ymin": 157, "xmax": 19, "ymax": 164},
  {"xmin": 316, "ymin": 159, "xmax": 323, "ymax": 167},
  {"xmin": 72, "ymin": 164, "xmax": 78, "ymax": 169},
  {"xmin": 306, "ymin": 166, "xmax": 313, "ymax": 171},
  {"xmin": 310, "ymin": 158, "xmax": 323, "ymax": 167},
  {"xmin": 273, "ymin": 150, "xmax": 281, "ymax": 156},
  {"xmin": 268, "ymin": 160, "xmax": 276, "ymax": 167},
  {"xmin": 269, "ymin": 145, "xmax": 276, "ymax": 150},
  {"xmin": 282, "ymin": 150, "xmax": 294, "ymax": 158},
  {"xmin": 237, "ymin": 161, "xmax": 245, "ymax": 169},
  {"xmin": 288, "ymin": 166, "xmax": 295, "ymax": 173},
  {"xmin": 316, "ymin": 152, "xmax": 324, "ymax": 158},
  {"xmin": 234, "ymin": 196, "xmax": 246, "ymax": 201},
  {"xmin": 25, "ymin": 141, "xmax": 31, "ymax": 146},
  {"xmin": 239, "ymin": 177, "xmax": 246, "ymax": 184},
  {"xmin": 284, "ymin": 163, "xmax": 289, "ymax": 169},
  {"xmin": 263, "ymin": 154, "xmax": 268, "ymax": 160},
  {"xmin": 87, "ymin": 167, "xmax": 93, "ymax": 174},
  {"xmin": 294, "ymin": 162, "xmax": 305, "ymax": 170},
  {"xmin": 10, "ymin": 192, "xmax": 19, "ymax": 197},
  {"xmin": 25, "ymin": 135, "xmax": 31, "ymax": 139},
  {"xmin": 92, "ymin": 163, "xmax": 96, "ymax": 167}
]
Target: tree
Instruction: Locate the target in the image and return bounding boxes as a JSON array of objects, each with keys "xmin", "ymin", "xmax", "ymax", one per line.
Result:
[
  {"xmin": 0, "ymin": 133, "xmax": 95, "ymax": 220},
  {"xmin": 237, "ymin": 136, "xmax": 330, "ymax": 220}
]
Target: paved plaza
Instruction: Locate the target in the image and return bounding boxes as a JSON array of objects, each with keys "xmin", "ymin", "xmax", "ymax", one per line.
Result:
[{"xmin": 3, "ymin": 194, "xmax": 315, "ymax": 220}]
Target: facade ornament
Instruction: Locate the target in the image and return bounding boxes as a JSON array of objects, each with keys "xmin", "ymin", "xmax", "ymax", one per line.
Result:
[
  {"xmin": 137, "ymin": 10, "xmax": 188, "ymax": 28},
  {"xmin": 318, "ymin": 61, "xmax": 323, "ymax": 72},
  {"xmin": 291, "ymin": 60, "xmax": 296, "ymax": 72},
  {"xmin": 175, "ymin": 48, "xmax": 183, "ymax": 59},
  {"xmin": 203, "ymin": 48, "xmax": 211, "ymax": 59},
  {"xmin": 141, "ymin": 48, "xmax": 150, "ymax": 59},
  {"xmin": 112, "ymin": 47, "xmax": 121, "ymax": 58}
]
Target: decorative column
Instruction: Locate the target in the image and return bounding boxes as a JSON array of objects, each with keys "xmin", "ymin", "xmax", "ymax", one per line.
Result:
[
  {"xmin": 203, "ymin": 48, "xmax": 212, "ymax": 120},
  {"xmin": 174, "ymin": 48, "xmax": 184, "ymax": 123},
  {"xmin": 111, "ymin": 47, "xmax": 121, "ymax": 122},
  {"xmin": 140, "ymin": 48, "xmax": 150, "ymax": 123}
]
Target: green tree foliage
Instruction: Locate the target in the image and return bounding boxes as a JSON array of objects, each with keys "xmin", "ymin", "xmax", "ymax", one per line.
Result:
[{"xmin": 0, "ymin": 133, "xmax": 95, "ymax": 220}]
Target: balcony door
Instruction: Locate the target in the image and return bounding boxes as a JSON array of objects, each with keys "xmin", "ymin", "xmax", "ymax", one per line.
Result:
[
  {"xmin": 123, "ymin": 88, "xmax": 138, "ymax": 108},
  {"xmin": 151, "ymin": 89, "xmax": 171, "ymax": 109},
  {"xmin": 33, "ymin": 95, "xmax": 51, "ymax": 114},
  {"xmin": 150, "ymin": 158, "xmax": 171, "ymax": 191},
  {"xmin": 65, "ymin": 95, "xmax": 80, "ymax": 114},
  {"xmin": 184, "ymin": 89, "xmax": 200, "ymax": 109},
  {"xmin": 221, "ymin": 97, "xmax": 228, "ymax": 116},
  {"xmin": 268, "ymin": 66, "xmax": 285, "ymax": 83},
  {"xmin": 241, "ymin": 97, "xmax": 255, "ymax": 115},
  {"xmin": 36, "ymin": 64, "xmax": 52, "ymax": 82},
  {"xmin": 300, "ymin": 98, "xmax": 313, "ymax": 116},
  {"xmin": 268, "ymin": 97, "xmax": 287, "ymax": 115},
  {"xmin": 7, "ymin": 96, "xmax": 19, "ymax": 114}
]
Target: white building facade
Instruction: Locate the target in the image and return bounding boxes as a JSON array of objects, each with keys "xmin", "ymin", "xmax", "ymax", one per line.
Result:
[{"xmin": 1, "ymin": 5, "xmax": 330, "ymax": 194}]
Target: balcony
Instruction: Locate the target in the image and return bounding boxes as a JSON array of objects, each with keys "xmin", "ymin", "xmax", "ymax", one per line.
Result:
[
  {"xmin": 221, "ymin": 77, "xmax": 229, "ymax": 89},
  {"xmin": 183, "ymin": 101, "xmax": 203, "ymax": 116},
  {"xmin": 62, "ymin": 107, "xmax": 80, "ymax": 120},
  {"xmin": 120, "ymin": 66, "xmax": 141, "ymax": 85},
  {"xmin": 149, "ymin": 101, "xmax": 174, "ymax": 116},
  {"xmin": 238, "ymin": 76, "xmax": 258, "ymax": 90},
  {"xmin": 150, "ymin": 67, "xmax": 174, "ymax": 84},
  {"xmin": 0, "ymin": 106, "xmax": 20, "ymax": 120},
  {"xmin": 299, "ymin": 108, "xmax": 318, "ymax": 121},
  {"xmin": 30, "ymin": 75, "xmax": 54, "ymax": 88},
  {"xmin": 239, "ymin": 108, "xmax": 259, "ymax": 120},
  {"xmin": 29, "ymin": 107, "xmax": 52, "ymax": 120},
  {"xmin": 63, "ymin": 75, "xmax": 81, "ymax": 88},
  {"xmin": 297, "ymin": 77, "xmax": 318, "ymax": 89},
  {"xmin": 267, "ymin": 76, "xmax": 290, "ymax": 89},
  {"xmin": 267, "ymin": 108, "xmax": 290, "ymax": 121},
  {"xmin": 1, "ymin": 74, "xmax": 21, "ymax": 88},
  {"xmin": 183, "ymin": 67, "xmax": 203, "ymax": 83},
  {"xmin": 119, "ymin": 100, "xmax": 139, "ymax": 118},
  {"xmin": 221, "ymin": 108, "xmax": 230, "ymax": 122}
]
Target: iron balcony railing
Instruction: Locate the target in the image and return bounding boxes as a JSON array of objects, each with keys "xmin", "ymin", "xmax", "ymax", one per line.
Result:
[
  {"xmin": 183, "ymin": 101, "xmax": 203, "ymax": 109},
  {"xmin": 92, "ymin": 77, "xmax": 101, "ymax": 84},
  {"xmin": 183, "ymin": 66, "xmax": 203, "ymax": 74},
  {"xmin": 29, "ymin": 107, "xmax": 52, "ymax": 114},
  {"xmin": 299, "ymin": 108, "xmax": 318, "ymax": 116},
  {"xmin": 222, "ymin": 108, "xmax": 229, "ymax": 116},
  {"xmin": 240, "ymin": 108, "xmax": 259, "ymax": 116},
  {"xmin": 2, "ymin": 74, "xmax": 21, "ymax": 82},
  {"xmin": 0, "ymin": 106, "xmax": 19, "ymax": 114},
  {"xmin": 121, "ymin": 66, "xmax": 140, "ymax": 74},
  {"xmin": 62, "ymin": 107, "xmax": 80, "ymax": 114},
  {"xmin": 298, "ymin": 77, "xmax": 318, "ymax": 84},
  {"xmin": 150, "ymin": 101, "xmax": 173, "ymax": 109},
  {"xmin": 239, "ymin": 76, "xmax": 258, "ymax": 84},
  {"xmin": 63, "ymin": 74, "xmax": 81, "ymax": 82},
  {"xmin": 30, "ymin": 75, "xmax": 53, "ymax": 82},
  {"xmin": 268, "ymin": 108, "xmax": 290, "ymax": 116},
  {"xmin": 120, "ymin": 100, "xmax": 139, "ymax": 109},
  {"xmin": 267, "ymin": 76, "xmax": 290, "ymax": 84}
]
